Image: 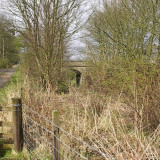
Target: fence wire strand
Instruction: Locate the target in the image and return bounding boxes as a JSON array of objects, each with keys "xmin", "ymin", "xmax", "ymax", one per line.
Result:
[
  {"xmin": 22, "ymin": 104, "xmax": 115, "ymax": 160},
  {"xmin": 23, "ymin": 112, "xmax": 87, "ymax": 160},
  {"xmin": 23, "ymin": 121, "xmax": 69, "ymax": 160}
]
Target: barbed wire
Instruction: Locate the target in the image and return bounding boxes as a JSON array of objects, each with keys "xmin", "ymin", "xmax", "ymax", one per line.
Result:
[{"xmin": 23, "ymin": 104, "xmax": 115, "ymax": 160}]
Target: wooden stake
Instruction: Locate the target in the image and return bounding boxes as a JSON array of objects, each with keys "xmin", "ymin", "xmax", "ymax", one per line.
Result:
[
  {"xmin": 52, "ymin": 110, "xmax": 60, "ymax": 160},
  {"xmin": 12, "ymin": 98, "xmax": 23, "ymax": 153}
]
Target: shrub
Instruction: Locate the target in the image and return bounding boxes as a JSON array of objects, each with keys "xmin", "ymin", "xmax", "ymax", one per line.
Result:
[
  {"xmin": 0, "ymin": 58, "xmax": 11, "ymax": 68},
  {"xmin": 86, "ymin": 56, "xmax": 160, "ymax": 130},
  {"xmin": 56, "ymin": 80, "xmax": 69, "ymax": 94}
]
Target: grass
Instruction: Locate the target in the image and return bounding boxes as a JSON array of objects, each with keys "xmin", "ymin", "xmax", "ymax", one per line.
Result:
[
  {"xmin": 0, "ymin": 68, "xmax": 24, "ymax": 159},
  {"xmin": 0, "ymin": 149, "xmax": 12, "ymax": 158},
  {"xmin": 0, "ymin": 59, "xmax": 11, "ymax": 69},
  {"xmin": 0, "ymin": 149, "xmax": 28, "ymax": 160},
  {"xmin": 0, "ymin": 69, "xmax": 23, "ymax": 106},
  {"xmin": 0, "ymin": 69, "xmax": 159, "ymax": 159},
  {"xmin": 21, "ymin": 82, "xmax": 160, "ymax": 160}
]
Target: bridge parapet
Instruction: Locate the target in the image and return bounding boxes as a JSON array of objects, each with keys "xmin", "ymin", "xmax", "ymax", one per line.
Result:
[{"xmin": 63, "ymin": 61, "xmax": 89, "ymax": 68}]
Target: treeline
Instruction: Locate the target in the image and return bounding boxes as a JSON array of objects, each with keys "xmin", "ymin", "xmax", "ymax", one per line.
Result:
[
  {"xmin": 86, "ymin": 0, "xmax": 160, "ymax": 130},
  {"xmin": 0, "ymin": 15, "xmax": 21, "ymax": 68}
]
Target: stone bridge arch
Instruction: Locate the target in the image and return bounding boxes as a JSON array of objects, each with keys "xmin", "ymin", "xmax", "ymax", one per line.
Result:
[{"xmin": 63, "ymin": 61, "xmax": 88, "ymax": 86}]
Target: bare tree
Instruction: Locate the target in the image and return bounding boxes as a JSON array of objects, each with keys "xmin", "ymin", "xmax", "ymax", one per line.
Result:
[{"xmin": 9, "ymin": 0, "xmax": 83, "ymax": 88}]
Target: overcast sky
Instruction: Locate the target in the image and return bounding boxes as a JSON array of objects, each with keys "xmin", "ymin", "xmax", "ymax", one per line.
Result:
[
  {"xmin": 0, "ymin": 0, "xmax": 103, "ymax": 60},
  {"xmin": 69, "ymin": 0, "xmax": 103, "ymax": 60}
]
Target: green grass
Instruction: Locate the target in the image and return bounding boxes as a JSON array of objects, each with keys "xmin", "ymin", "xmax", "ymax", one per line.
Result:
[
  {"xmin": 0, "ymin": 58, "xmax": 12, "ymax": 68},
  {"xmin": 0, "ymin": 149, "xmax": 12, "ymax": 158},
  {"xmin": 0, "ymin": 149, "xmax": 55, "ymax": 160},
  {"xmin": 0, "ymin": 69, "xmax": 24, "ymax": 159},
  {"xmin": 0, "ymin": 69, "xmax": 23, "ymax": 106},
  {"xmin": 0, "ymin": 149, "xmax": 28, "ymax": 160}
]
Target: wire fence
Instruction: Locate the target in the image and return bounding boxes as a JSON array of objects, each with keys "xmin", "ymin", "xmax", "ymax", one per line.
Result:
[{"xmin": 22, "ymin": 104, "xmax": 115, "ymax": 160}]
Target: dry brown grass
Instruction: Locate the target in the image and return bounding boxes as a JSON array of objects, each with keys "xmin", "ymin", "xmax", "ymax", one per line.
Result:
[{"xmin": 19, "ymin": 78, "xmax": 160, "ymax": 160}]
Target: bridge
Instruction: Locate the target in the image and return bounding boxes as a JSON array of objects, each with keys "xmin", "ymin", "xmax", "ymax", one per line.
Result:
[{"xmin": 63, "ymin": 61, "xmax": 89, "ymax": 86}]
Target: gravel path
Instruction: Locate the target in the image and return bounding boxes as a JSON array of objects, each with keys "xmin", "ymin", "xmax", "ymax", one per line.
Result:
[{"xmin": 0, "ymin": 68, "xmax": 16, "ymax": 89}]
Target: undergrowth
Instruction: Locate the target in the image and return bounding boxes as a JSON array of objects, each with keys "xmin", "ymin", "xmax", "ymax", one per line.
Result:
[
  {"xmin": 1, "ymin": 68, "xmax": 159, "ymax": 159},
  {"xmin": 0, "ymin": 69, "xmax": 24, "ymax": 159},
  {"xmin": 0, "ymin": 59, "xmax": 12, "ymax": 69},
  {"xmin": 0, "ymin": 150, "xmax": 28, "ymax": 160},
  {"xmin": 20, "ymin": 78, "xmax": 160, "ymax": 160},
  {"xmin": 0, "ymin": 69, "xmax": 23, "ymax": 106}
]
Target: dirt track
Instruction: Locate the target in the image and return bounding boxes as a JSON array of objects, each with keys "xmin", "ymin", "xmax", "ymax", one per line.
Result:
[{"xmin": 0, "ymin": 68, "xmax": 16, "ymax": 89}]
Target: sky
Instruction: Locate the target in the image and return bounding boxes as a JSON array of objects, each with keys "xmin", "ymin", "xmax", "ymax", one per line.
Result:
[
  {"xmin": 0, "ymin": 0, "xmax": 103, "ymax": 60},
  {"xmin": 69, "ymin": 0, "xmax": 103, "ymax": 60},
  {"xmin": 0, "ymin": 0, "xmax": 8, "ymax": 14}
]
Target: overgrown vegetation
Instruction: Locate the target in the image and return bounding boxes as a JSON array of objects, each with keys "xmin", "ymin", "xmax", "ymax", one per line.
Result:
[
  {"xmin": 85, "ymin": 0, "xmax": 160, "ymax": 131},
  {"xmin": 0, "ymin": 0, "xmax": 159, "ymax": 159},
  {"xmin": 0, "ymin": 149, "xmax": 28, "ymax": 160},
  {"xmin": 0, "ymin": 69, "xmax": 24, "ymax": 159},
  {"xmin": 0, "ymin": 69, "xmax": 23, "ymax": 106},
  {"xmin": 0, "ymin": 15, "xmax": 21, "ymax": 68},
  {"xmin": 0, "ymin": 58, "xmax": 11, "ymax": 68},
  {"xmin": 20, "ymin": 81, "xmax": 159, "ymax": 159}
]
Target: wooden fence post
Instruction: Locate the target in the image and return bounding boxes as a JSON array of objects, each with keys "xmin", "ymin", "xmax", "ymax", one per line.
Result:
[
  {"xmin": 52, "ymin": 110, "xmax": 60, "ymax": 160},
  {"xmin": 12, "ymin": 98, "xmax": 23, "ymax": 153}
]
